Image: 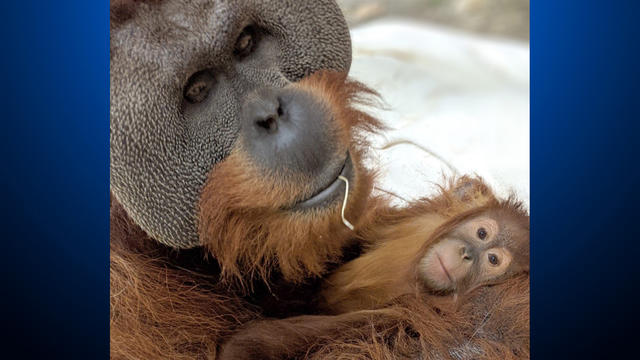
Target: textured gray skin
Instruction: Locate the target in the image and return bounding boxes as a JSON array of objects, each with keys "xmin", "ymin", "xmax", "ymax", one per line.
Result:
[{"xmin": 110, "ymin": 0, "xmax": 351, "ymax": 248}]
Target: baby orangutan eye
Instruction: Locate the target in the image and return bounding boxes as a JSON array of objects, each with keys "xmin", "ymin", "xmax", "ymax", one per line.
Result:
[
  {"xmin": 477, "ymin": 227, "xmax": 487, "ymax": 240},
  {"xmin": 488, "ymin": 253, "xmax": 499, "ymax": 266}
]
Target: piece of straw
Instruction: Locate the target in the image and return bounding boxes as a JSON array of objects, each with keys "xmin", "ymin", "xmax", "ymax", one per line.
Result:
[{"xmin": 338, "ymin": 175, "xmax": 355, "ymax": 231}]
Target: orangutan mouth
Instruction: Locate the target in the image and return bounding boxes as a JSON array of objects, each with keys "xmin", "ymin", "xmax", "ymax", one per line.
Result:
[{"xmin": 294, "ymin": 152, "xmax": 353, "ymax": 211}]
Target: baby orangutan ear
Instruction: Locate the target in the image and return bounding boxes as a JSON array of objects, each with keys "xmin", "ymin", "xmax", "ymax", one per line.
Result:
[{"xmin": 452, "ymin": 176, "xmax": 491, "ymax": 202}]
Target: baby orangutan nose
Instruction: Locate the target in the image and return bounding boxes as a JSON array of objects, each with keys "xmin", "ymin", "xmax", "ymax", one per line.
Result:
[
  {"xmin": 459, "ymin": 245, "xmax": 473, "ymax": 261},
  {"xmin": 242, "ymin": 87, "xmax": 336, "ymax": 177}
]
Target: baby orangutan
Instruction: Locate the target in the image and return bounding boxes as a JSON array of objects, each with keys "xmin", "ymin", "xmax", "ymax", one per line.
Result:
[
  {"xmin": 218, "ymin": 178, "xmax": 530, "ymax": 359},
  {"xmin": 321, "ymin": 179, "xmax": 529, "ymax": 314},
  {"xmin": 417, "ymin": 204, "xmax": 528, "ymax": 295}
]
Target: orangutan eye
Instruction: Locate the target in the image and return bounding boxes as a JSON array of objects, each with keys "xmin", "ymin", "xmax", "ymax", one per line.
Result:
[
  {"xmin": 234, "ymin": 26, "xmax": 257, "ymax": 58},
  {"xmin": 477, "ymin": 227, "xmax": 488, "ymax": 240},
  {"xmin": 488, "ymin": 253, "xmax": 500, "ymax": 266},
  {"xmin": 184, "ymin": 70, "xmax": 215, "ymax": 103}
]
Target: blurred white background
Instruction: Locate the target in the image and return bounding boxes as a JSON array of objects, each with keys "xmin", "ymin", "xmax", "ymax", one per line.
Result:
[{"xmin": 338, "ymin": 0, "xmax": 530, "ymax": 207}]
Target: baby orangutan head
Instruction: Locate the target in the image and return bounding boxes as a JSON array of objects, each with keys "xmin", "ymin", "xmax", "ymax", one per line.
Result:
[{"xmin": 418, "ymin": 200, "xmax": 529, "ymax": 295}]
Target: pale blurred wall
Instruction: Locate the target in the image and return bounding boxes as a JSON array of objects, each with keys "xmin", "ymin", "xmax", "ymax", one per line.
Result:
[
  {"xmin": 335, "ymin": 0, "xmax": 530, "ymax": 206},
  {"xmin": 337, "ymin": 0, "xmax": 529, "ymax": 41}
]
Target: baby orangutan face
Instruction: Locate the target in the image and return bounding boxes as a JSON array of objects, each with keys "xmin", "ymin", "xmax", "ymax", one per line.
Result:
[{"xmin": 418, "ymin": 208, "xmax": 529, "ymax": 294}]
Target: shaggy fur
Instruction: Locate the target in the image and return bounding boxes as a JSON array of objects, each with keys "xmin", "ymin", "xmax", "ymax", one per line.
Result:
[
  {"xmin": 219, "ymin": 275, "xmax": 530, "ymax": 360},
  {"xmin": 110, "ymin": 200, "xmax": 258, "ymax": 359}
]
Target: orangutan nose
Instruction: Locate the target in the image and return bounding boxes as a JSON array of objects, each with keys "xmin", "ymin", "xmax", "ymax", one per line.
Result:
[{"xmin": 242, "ymin": 87, "xmax": 335, "ymax": 176}]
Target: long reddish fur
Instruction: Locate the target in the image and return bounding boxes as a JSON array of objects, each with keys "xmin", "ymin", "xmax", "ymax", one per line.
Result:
[
  {"xmin": 219, "ymin": 274, "xmax": 529, "ymax": 360},
  {"xmin": 110, "ymin": 199, "xmax": 258, "ymax": 359}
]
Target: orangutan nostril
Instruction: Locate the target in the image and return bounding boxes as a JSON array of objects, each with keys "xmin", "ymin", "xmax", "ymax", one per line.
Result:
[{"xmin": 256, "ymin": 116, "xmax": 278, "ymax": 133}]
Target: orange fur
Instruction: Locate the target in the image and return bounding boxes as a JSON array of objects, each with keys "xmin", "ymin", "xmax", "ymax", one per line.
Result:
[
  {"xmin": 219, "ymin": 275, "xmax": 530, "ymax": 360},
  {"xmin": 110, "ymin": 200, "xmax": 258, "ymax": 360}
]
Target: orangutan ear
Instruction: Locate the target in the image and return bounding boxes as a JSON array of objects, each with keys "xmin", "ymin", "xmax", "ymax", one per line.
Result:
[{"xmin": 451, "ymin": 176, "xmax": 491, "ymax": 203}]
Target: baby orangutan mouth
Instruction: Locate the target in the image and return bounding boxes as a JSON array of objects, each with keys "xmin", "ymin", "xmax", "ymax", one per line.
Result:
[
  {"xmin": 293, "ymin": 152, "xmax": 353, "ymax": 211},
  {"xmin": 435, "ymin": 252, "xmax": 455, "ymax": 285}
]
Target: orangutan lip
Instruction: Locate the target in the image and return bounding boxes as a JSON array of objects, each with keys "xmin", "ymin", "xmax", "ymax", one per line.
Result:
[
  {"xmin": 293, "ymin": 152, "xmax": 353, "ymax": 211},
  {"xmin": 436, "ymin": 253, "xmax": 454, "ymax": 284}
]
